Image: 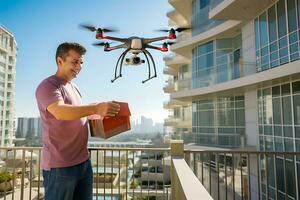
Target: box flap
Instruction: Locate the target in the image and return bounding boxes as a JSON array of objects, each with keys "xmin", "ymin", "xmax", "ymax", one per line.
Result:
[{"xmin": 113, "ymin": 101, "xmax": 131, "ymax": 117}]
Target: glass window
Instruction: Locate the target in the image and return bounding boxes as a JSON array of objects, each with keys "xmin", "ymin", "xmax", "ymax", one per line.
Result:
[
  {"xmin": 275, "ymin": 137, "xmax": 284, "ymax": 151},
  {"xmin": 272, "ymin": 86, "xmax": 280, "ymax": 97},
  {"xmin": 277, "ymin": 0, "xmax": 287, "ymax": 38},
  {"xmin": 274, "ymin": 125, "xmax": 283, "ymax": 136},
  {"xmin": 283, "ymin": 126, "xmax": 293, "ymax": 137},
  {"xmin": 268, "ymin": 5, "xmax": 277, "ymax": 43},
  {"xmin": 235, "ymin": 109, "xmax": 245, "ymax": 126},
  {"xmin": 295, "ymin": 126, "xmax": 300, "ymax": 138},
  {"xmin": 281, "ymin": 83, "xmax": 291, "ymax": 95},
  {"xmin": 200, "ymin": 0, "xmax": 209, "ymax": 9},
  {"xmin": 199, "ymin": 110, "xmax": 214, "ymax": 126},
  {"xmin": 259, "ymin": 12, "xmax": 269, "ymax": 47},
  {"xmin": 276, "ymin": 158, "xmax": 285, "ymax": 192},
  {"xmin": 287, "ymin": 0, "xmax": 298, "ymax": 33},
  {"xmin": 282, "ymin": 96, "xmax": 292, "ymax": 124},
  {"xmin": 273, "ymin": 98, "xmax": 282, "ymax": 124},
  {"xmin": 286, "ymin": 160, "xmax": 296, "ymax": 197},
  {"xmin": 285, "ymin": 138, "xmax": 294, "ymax": 151},
  {"xmin": 293, "ymin": 95, "xmax": 300, "ymax": 125},
  {"xmin": 217, "ymin": 110, "xmax": 234, "ymax": 126},
  {"xmin": 292, "ymin": 81, "xmax": 300, "ymax": 94}
]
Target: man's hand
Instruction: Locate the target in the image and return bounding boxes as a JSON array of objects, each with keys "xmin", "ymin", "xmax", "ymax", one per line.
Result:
[{"xmin": 94, "ymin": 102, "xmax": 120, "ymax": 117}]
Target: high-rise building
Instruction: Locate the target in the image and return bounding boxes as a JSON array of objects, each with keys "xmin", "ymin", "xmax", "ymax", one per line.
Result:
[
  {"xmin": 141, "ymin": 116, "xmax": 154, "ymax": 133},
  {"xmin": 16, "ymin": 117, "xmax": 42, "ymax": 138},
  {"xmin": 16, "ymin": 117, "xmax": 28, "ymax": 138},
  {"xmin": 0, "ymin": 25, "xmax": 17, "ymax": 147},
  {"xmin": 164, "ymin": 0, "xmax": 300, "ymax": 198}
]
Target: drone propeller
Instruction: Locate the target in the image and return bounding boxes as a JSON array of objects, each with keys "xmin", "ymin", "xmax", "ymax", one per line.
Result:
[
  {"xmin": 79, "ymin": 23, "xmax": 97, "ymax": 32},
  {"xmin": 92, "ymin": 42, "xmax": 114, "ymax": 47},
  {"xmin": 155, "ymin": 27, "xmax": 191, "ymax": 33},
  {"xmin": 79, "ymin": 23, "xmax": 119, "ymax": 33},
  {"xmin": 154, "ymin": 41, "xmax": 176, "ymax": 46}
]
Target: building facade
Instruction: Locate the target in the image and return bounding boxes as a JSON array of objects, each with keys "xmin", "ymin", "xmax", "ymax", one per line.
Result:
[
  {"xmin": 16, "ymin": 117, "xmax": 42, "ymax": 138},
  {"xmin": 164, "ymin": 0, "xmax": 300, "ymax": 199},
  {"xmin": 0, "ymin": 25, "xmax": 17, "ymax": 147}
]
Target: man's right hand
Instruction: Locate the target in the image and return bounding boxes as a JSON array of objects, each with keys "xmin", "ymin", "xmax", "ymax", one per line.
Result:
[{"xmin": 94, "ymin": 102, "xmax": 120, "ymax": 117}]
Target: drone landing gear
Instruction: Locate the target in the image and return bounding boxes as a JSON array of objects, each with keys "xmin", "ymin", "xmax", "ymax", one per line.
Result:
[
  {"xmin": 141, "ymin": 50, "xmax": 157, "ymax": 84},
  {"xmin": 111, "ymin": 49, "xmax": 130, "ymax": 83},
  {"xmin": 111, "ymin": 49, "xmax": 157, "ymax": 84}
]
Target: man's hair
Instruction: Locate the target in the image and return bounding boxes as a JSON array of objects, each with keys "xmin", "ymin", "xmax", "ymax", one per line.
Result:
[{"xmin": 55, "ymin": 42, "xmax": 86, "ymax": 63}]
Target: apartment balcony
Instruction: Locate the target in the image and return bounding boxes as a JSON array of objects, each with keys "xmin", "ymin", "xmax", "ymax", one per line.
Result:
[
  {"xmin": 1, "ymin": 142, "xmax": 298, "ymax": 200},
  {"xmin": 167, "ymin": 10, "xmax": 190, "ymax": 28},
  {"xmin": 171, "ymin": 20, "xmax": 241, "ymax": 57},
  {"xmin": 168, "ymin": 0, "xmax": 192, "ymax": 23},
  {"xmin": 163, "ymin": 79, "xmax": 176, "ymax": 93},
  {"xmin": 163, "ymin": 99, "xmax": 185, "ymax": 109},
  {"xmin": 172, "ymin": 60, "xmax": 300, "ymax": 101},
  {"xmin": 209, "ymin": 0, "xmax": 277, "ymax": 21},
  {"xmin": 164, "ymin": 117, "xmax": 180, "ymax": 127},
  {"xmin": 174, "ymin": 119, "xmax": 192, "ymax": 129},
  {"xmin": 163, "ymin": 54, "xmax": 190, "ymax": 68},
  {"xmin": 176, "ymin": 78, "xmax": 192, "ymax": 91},
  {"xmin": 163, "ymin": 66, "xmax": 178, "ymax": 76},
  {"xmin": 0, "ymin": 142, "xmax": 214, "ymax": 200}
]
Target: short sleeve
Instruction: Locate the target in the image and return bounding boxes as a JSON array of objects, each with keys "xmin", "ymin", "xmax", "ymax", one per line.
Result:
[{"xmin": 35, "ymin": 80, "xmax": 63, "ymax": 112}]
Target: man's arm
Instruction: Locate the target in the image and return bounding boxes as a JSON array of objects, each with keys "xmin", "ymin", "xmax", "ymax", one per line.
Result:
[{"xmin": 47, "ymin": 100, "xmax": 120, "ymax": 120}]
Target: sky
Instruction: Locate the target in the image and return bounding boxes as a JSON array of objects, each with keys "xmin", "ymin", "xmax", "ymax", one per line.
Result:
[{"xmin": 0, "ymin": 0, "xmax": 173, "ymax": 123}]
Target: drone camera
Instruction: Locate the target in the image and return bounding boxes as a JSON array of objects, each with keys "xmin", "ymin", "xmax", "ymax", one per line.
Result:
[{"xmin": 125, "ymin": 56, "xmax": 145, "ymax": 65}]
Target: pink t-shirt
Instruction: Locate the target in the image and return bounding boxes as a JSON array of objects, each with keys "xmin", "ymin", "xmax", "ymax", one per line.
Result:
[{"xmin": 35, "ymin": 75, "xmax": 89, "ymax": 170}]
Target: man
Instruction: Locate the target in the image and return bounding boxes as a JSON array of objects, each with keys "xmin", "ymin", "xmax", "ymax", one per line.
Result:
[{"xmin": 36, "ymin": 42, "xmax": 120, "ymax": 200}]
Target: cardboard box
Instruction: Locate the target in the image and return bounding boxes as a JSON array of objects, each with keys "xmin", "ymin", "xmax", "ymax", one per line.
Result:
[{"xmin": 88, "ymin": 101, "xmax": 131, "ymax": 139}]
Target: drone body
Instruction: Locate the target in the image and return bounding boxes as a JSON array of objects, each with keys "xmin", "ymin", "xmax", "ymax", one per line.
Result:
[{"xmin": 80, "ymin": 24, "xmax": 189, "ymax": 83}]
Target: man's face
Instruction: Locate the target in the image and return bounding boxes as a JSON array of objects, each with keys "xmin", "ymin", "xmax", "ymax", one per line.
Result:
[{"xmin": 57, "ymin": 49, "xmax": 83, "ymax": 81}]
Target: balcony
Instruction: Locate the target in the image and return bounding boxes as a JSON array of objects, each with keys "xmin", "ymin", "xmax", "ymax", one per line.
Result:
[
  {"xmin": 172, "ymin": 59, "xmax": 300, "ymax": 101},
  {"xmin": 163, "ymin": 79, "xmax": 176, "ymax": 93},
  {"xmin": 164, "ymin": 54, "xmax": 190, "ymax": 68},
  {"xmin": 167, "ymin": 10, "xmax": 190, "ymax": 28},
  {"xmin": 168, "ymin": 0, "xmax": 192, "ymax": 23},
  {"xmin": 171, "ymin": 20, "xmax": 241, "ymax": 57},
  {"xmin": 163, "ymin": 66, "xmax": 178, "ymax": 76},
  {"xmin": 163, "ymin": 99, "xmax": 184, "ymax": 109},
  {"xmin": 209, "ymin": 0, "xmax": 277, "ymax": 21},
  {"xmin": 0, "ymin": 142, "xmax": 212, "ymax": 200},
  {"xmin": 164, "ymin": 117, "xmax": 180, "ymax": 127},
  {"xmin": 174, "ymin": 119, "xmax": 192, "ymax": 129},
  {"xmin": 0, "ymin": 141, "xmax": 298, "ymax": 199}
]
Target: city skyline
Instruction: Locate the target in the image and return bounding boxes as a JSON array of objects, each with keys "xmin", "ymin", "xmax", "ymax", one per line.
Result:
[{"xmin": 0, "ymin": 0, "xmax": 172, "ymax": 123}]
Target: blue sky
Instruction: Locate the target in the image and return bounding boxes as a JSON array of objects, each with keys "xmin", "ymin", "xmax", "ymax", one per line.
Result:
[{"xmin": 0, "ymin": 0, "xmax": 172, "ymax": 123}]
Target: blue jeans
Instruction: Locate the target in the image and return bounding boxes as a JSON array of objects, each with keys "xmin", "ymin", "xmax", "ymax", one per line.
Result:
[{"xmin": 43, "ymin": 159, "xmax": 93, "ymax": 200}]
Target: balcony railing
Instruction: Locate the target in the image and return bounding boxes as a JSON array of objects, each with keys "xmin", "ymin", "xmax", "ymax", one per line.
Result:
[
  {"xmin": 192, "ymin": 61, "xmax": 257, "ymax": 89},
  {"xmin": 0, "ymin": 143, "xmax": 298, "ymax": 199}
]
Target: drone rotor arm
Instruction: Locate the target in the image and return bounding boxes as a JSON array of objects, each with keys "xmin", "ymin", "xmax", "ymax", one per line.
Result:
[
  {"xmin": 144, "ymin": 44, "xmax": 161, "ymax": 51},
  {"xmin": 107, "ymin": 44, "xmax": 127, "ymax": 51},
  {"xmin": 145, "ymin": 44, "xmax": 168, "ymax": 52},
  {"xmin": 144, "ymin": 36, "xmax": 169, "ymax": 44},
  {"xmin": 103, "ymin": 36, "xmax": 128, "ymax": 43}
]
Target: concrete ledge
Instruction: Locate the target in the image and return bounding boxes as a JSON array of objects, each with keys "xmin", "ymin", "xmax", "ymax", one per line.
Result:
[{"xmin": 172, "ymin": 157, "xmax": 213, "ymax": 200}]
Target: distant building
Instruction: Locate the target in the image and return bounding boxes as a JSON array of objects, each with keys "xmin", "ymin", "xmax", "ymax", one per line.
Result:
[
  {"xmin": 140, "ymin": 116, "xmax": 154, "ymax": 133},
  {"xmin": 0, "ymin": 25, "xmax": 17, "ymax": 146},
  {"xmin": 16, "ymin": 117, "xmax": 42, "ymax": 138},
  {"xmin": 16, "ymin": 118, "xmax": 28, "ymax": 138}
]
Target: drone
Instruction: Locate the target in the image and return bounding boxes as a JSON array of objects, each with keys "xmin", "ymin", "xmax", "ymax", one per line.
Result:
[{"xmin": 79, "ymin": 23, "xmax": 190, "ymax": 83}]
